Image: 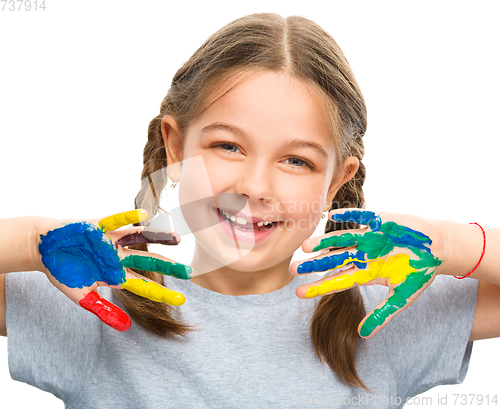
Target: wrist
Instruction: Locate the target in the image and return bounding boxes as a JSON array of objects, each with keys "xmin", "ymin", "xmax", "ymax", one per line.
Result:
[
  {"xmin": 436, "ymin": 219, "xmax": 484, "ymax": 278},
  {"xmin": 18, "ymin": 216, "xmax": 48, "ymax": 273},
  {"xmin": 31, "ymin": 216, "xmax": 63, "ymax": 273},
  {"xmin": 0, "ymin": 216, "xmax": 44, "ymax": 274}
]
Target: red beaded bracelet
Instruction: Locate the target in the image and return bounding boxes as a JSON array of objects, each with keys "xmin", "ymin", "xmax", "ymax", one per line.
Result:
[{"xmin": 454, "ymin": 222, "xmax": 486, "ymax": 279}]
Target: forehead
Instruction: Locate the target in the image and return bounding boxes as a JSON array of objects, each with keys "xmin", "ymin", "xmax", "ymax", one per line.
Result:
[{"xmin": 189, "ymin": 70, "xmax": 335, "ymax": 154}]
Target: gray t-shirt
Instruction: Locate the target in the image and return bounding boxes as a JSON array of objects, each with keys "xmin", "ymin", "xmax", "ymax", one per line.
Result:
[{"xmin": 5, "ymin": 271, "xmax": 477, "ymax": 408}]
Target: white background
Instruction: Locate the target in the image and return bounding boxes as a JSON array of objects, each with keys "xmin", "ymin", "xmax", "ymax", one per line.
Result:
[{"xmin": 1, "ymin": 1, "xmax": 499, "ymax": 407}]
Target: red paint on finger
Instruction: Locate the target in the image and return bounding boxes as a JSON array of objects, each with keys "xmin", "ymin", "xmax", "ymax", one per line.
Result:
[{"xmin": 79, "ymin": 291, "xmax": 131, "ymax": 332}]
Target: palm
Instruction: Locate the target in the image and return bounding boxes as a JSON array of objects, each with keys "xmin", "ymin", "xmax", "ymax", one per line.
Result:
[
  {"xmin": 293, "ymin": 210, "xmax": 443, "ymax": 338},
  {"xmin": 37, "ymin": 210, "xmax": 192, "ymax": 331}
]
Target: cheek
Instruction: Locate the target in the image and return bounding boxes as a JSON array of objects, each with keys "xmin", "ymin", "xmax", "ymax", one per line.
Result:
[
  {"xmin": 179, "ymin": 148, "xmax": 227, "ymax": 201},
  {"xmin": 279, "ymin": 191, "xmax": 325, "ymax": 234},
  {"xmin": 184, "ymin": 150, "xmax": 229, "ymax": 195},
  {"xmin": 177, "ymin": 155, "xmax": 220, "ymax": 233}
]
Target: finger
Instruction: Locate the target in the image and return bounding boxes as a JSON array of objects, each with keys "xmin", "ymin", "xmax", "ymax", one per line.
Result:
[
  {"xmin": 98, "ymin": 209, "xmax": 148, "ymax": 232},
  {"xmin": 295, "ymin": 266, "xmax": 362, "ymax": 298},
  {"xmin": 328, "ymin": 209, "xmax": 382, "ymax": 231},
  {"xmin": 112, "ymin": 227, "xmax": 180, "ymax": 247},
  {"xmin": 358, "ymin": 268, "xmax": 436, "ymax": 338},
  {"xmin": 311, "ymin": 232, "xmax": 365, "ymax": 253},
  {"xmin": 121, "ymin": 276, "xmax": 185, "ymax": 306},
  {"xmin": 301, "ymin": 270, "xmax": 380, "ymax": 299},
  {"xmin": 120, "ymin": 249, "xmax": 193, "ymax": 280},
  {"xmin": 302, "ymin": 227, "xmax": 370, "ymax": 253},
  {"xmin": 293, "ymin": 248, "xmax": 368, "ymax": 275},
  {"xmin": 311, "ymin": 209, "xmax": 386, "ymax": 254},
  {"xmin": 43, "ymin": 272, "xmax": 131, "ymax": 332},
  {"xmin": 302, "ymin": 227, "xmax": 367, "ymax": 253},
  {"xmin": 330, "ymin": 209, "xmax": 432, "ymax": 249},
  {"xmin": 316, "ymin": 219, "xmax": 393, "ymax": 259},
  {"xmin": 79, "ymin": 290, "xmax": 131, "ymax": 332},
  {"xmin": 297, "ymin": 253, "xmax": 418, "ymax": 298}
]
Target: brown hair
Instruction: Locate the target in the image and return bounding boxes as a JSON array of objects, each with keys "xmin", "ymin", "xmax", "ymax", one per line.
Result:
[{"xmin": 115, "ymin": 12, "xmax": 368, "ymax": 390}]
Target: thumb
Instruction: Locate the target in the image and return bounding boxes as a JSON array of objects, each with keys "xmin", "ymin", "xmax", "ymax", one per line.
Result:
[{"xmin": 44, "ymin": 271, "xmax": 131, "ymax": 332}]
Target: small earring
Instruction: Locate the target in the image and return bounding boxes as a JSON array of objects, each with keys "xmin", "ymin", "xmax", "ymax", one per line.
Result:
[
  {"xmin": 170, "ymin": 174, "xmax": 177, "ymax": 189},
  {"xmin": 322, "ymin": 203, "xmax": 330, "ymax": 219}
]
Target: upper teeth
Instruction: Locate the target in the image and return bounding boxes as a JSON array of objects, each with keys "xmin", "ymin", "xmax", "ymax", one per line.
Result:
[{"xmin": 221, "ymin": 210, "xmax": 273, "ymax": 226}]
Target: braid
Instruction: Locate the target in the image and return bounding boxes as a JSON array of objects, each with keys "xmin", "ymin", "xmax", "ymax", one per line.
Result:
[
  {"xmin": 113, "ymin": 109, "xmax": 192, "ymax": 336},
  {"xmin": 310, "ymin": 134, "xmax": 369, "ymax": 391},
  {"xmin": 135, "ymin": 103, "xmax": 172, "ymax": 224}
]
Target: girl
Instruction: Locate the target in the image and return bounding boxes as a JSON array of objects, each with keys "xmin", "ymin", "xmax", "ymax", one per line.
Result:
[{"xmin": 1, "ymin": 12, "xmax": 499, "ymax": 408}]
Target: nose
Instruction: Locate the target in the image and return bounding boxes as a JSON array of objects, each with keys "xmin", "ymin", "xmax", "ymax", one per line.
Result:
[{"xmin": 234, "ymin": 161, "xmax": 274, "ymax": 203}]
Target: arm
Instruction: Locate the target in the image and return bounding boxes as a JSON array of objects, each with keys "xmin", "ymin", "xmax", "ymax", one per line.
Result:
[
  {"xmin": 0, "ymin": 212, "xmax": 191, "ymax": 335},
  {"xmin": 294, "ymin": 210, "xmax": 500, "ymax": 340},
  {"xmin": 0, "ymin": 274, "xmax": 5, "ymax": 336},
  {"xmin": 0, "ymin": 216, "xmax": 46, "ymax": 275},
  {"xmin": 438, "ymin": 221, "xmax": 500, "ymax": 341},
  {"xmin": 0, "ymin": 216, "xmax": 44, "ymax": 337}
]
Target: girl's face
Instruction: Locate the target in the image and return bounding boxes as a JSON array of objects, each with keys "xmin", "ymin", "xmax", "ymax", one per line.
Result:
[{"xmin": 164, "ymin": 70, "xmax": 353, "ymax": 274}]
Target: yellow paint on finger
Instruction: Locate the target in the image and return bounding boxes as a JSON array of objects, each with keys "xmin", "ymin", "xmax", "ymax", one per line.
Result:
[
  {"xmin": 122, "ymin": 278, "xmax": 185, "ymax": 306},
  {"xmin": 98, "ymin": 209, "xmax": 148, "ymax": 232},
  {"xmin": 305, "ymin": 254, "xmax": 416, "ymax": 298}
]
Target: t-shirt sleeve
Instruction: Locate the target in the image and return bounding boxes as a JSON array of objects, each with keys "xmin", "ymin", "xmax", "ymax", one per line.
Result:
[
  {"xmin": 5, "ymin": 271, "xmax": 103, "ymax": 404},
  {"xmin": 361, "ymin": 274, "xmax": 478, "ymax": 398}
]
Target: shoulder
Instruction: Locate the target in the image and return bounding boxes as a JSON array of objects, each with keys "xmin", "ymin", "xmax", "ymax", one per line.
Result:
[{"xmin": 5, "ymin": 271, "xmax": 104, "ymax": 402}]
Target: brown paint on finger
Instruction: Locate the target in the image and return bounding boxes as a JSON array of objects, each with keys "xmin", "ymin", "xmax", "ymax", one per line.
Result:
[{"xmin": 117, "ymin": 230, "xmax": 180, "ymax": 247}]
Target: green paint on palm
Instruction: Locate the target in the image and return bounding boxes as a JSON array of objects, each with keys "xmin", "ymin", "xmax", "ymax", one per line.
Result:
[
  {"xmin": 409, "ymin": 248, "xmax": 442, "ymax": 269},
  {"xmin": 359, "ymin": 268, "xmax": 434, "ymax": 337},
  {"xmin": 313, "ymin": 222, "xmax": 433, "ymax": 259},
  {"xmin": 314, "ymin": 212, "xmax": 443, "ymax": 338}
]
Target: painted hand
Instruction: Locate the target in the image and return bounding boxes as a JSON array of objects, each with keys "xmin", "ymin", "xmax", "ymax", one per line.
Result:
[
  {"xmin": 291, "ymin": 210, "xmax": 444, "ymax": 338},
  {"xmin": 37, "ymin": 209, "xmax": 192, "ymax": 332}
]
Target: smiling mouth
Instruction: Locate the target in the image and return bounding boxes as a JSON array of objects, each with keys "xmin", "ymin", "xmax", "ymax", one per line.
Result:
[{"xmin": 217, "ymin": 208, "xmax": 278, "ymax": 232}]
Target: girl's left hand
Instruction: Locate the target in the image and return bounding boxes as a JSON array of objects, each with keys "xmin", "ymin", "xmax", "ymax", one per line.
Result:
[{"xmin": 290, "ymin": 209, "xmax": 445, "ymax": 339}]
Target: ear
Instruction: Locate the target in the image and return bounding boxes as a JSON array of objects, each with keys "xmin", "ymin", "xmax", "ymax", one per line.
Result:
[
  {"xmin": 324, "ymin": 156, "xmax": 360, "ymax": 210},
  {"xmin": 160, "ymin": 115, "xmax": 184, "ymax": 183}
]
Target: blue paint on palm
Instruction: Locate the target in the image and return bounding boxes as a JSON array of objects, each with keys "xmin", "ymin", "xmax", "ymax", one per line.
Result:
[
  {"xmin": 330, "ymin": 211, "xmax": 431, "ymax": 250},
  {"xmin": 298, "ymin": 210, "xmax": 437, "ymax": 274},
  {"xmin": 38, "ymin": 222, "xmax": 125, "ymax": 288}
]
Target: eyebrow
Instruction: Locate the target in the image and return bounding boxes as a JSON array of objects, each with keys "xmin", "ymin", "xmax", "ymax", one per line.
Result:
[{"xmin": 200, "ymin": 122, "xmax": 330, "ymax": 160}]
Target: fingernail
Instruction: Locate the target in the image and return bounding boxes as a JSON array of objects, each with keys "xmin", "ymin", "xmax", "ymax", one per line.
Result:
[
  {"xmin": 305, "ymin": 286, "xmax": 319, "ymax": 298},
  {"xmin": 171, "ymin": 263, "xmax": 193, "ymax": 280}
]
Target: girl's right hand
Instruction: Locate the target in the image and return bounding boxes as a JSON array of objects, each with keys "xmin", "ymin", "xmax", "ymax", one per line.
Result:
[{"xmin": 35, "ymin": 209, "xmax": 192, "ymax": 332}]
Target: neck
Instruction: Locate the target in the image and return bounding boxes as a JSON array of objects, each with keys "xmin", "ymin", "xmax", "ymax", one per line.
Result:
[{"xmin": 189, "ymin": 243, "xmax": 294, "ymax": 295}]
